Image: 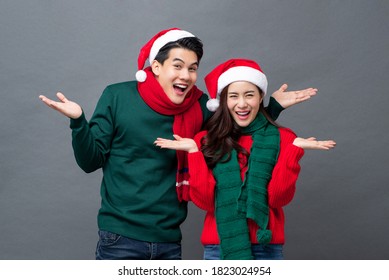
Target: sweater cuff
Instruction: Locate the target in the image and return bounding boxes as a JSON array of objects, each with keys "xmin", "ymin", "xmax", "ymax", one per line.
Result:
[
  {"xmin": 188, "ymin": 151, "xmax": 209, "ymax": 182},
  {"xmin": 69, "ymin": 111, "xmax": 87, "ymax": 130},
  {"xmin": 268, "ymin": 97, "xmax": 285, "ymax": 120},
  {"xmin": 288, "ymin": 143, "xmax": 305, "ymax": 162}
]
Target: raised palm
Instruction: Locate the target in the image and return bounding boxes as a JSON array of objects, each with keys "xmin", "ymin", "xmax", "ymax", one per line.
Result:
[{"xmin": 39, "ymin": 92, "xmax": 82, "ymax": 119}]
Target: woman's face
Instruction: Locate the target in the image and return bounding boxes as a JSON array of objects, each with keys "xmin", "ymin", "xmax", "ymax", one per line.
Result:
[{"xmin": 226, "ymin": 81, "xmax": 263, "ymax": 127}]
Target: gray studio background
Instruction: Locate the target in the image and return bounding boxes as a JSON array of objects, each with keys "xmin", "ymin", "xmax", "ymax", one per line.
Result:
[{"xmin": 1, "ymin": 0, "xmax": 388, "ymax": 260}]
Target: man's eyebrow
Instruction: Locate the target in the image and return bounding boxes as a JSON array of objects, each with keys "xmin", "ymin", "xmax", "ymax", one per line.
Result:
[{"xmin": 172, "ymin": 57, "xmax": 199, "ymax": 66}]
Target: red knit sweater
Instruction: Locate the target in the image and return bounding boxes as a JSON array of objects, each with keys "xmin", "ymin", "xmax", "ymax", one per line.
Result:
[{"xmin": 187, "ymin": 127, "xmax": 304, "ymax": 245}]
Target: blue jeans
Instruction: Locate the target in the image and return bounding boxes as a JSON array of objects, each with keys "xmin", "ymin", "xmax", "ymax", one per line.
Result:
[
  {"xmin": 203, "ymin": 244, "xmax": 283, "ymax": 260},
  {"xmin": 95, "ymin": 230, "xmax": 182, "ymax": 260}
]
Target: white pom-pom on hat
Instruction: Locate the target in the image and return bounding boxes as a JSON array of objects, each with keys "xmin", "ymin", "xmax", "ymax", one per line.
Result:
[
  {"xmin": 135, "ymin": 70, "xmax": 147, "ymax": 82},
  {"xmin": 206, "ymin": 98, "xmax": 220, "ymax": 112}
]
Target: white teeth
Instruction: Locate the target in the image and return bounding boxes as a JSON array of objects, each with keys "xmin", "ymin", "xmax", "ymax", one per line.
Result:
[
  {"xmin": 175, "ymin": 84, "xmax": 187, "ymax": 89},
  {"xmin": 236, "ymin": 111, "xmax": 249, "ymax": 116}
]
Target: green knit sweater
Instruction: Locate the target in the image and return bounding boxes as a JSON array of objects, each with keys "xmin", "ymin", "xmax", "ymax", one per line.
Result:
[
  {"xmin": 69, "ymin": 81, "xmax": 282, "ymax": 243},
  {"xmin": 70, "ymin": 81, "xmax": 208, "ymax": 242}
]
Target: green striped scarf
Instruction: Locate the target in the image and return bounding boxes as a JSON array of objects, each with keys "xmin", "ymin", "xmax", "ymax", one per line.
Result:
[{"xmin": 213, "ymin": 113, "xmax": 280, "ymax": 259}]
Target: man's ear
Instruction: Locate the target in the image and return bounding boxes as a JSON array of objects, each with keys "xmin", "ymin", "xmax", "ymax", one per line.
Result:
[{"xmin": 151, "ymin": 60, "xmax": 161, "ymax": 76}]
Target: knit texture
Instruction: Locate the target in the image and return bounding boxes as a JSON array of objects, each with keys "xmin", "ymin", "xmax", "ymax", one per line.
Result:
[
  {"xmin": 187, "ymin": 128, "xmax": 304, "ymax": 246},
  {"xmin": 213, "ymin": 113, "xmax": 280, "ymax": 259},
  {"xmin": 138, "ymin": 67, "xmax": 203, "ymax": 201},
  {"xmin": 71, "ymin": 81, "xmax": 189, "ymax": 242}
]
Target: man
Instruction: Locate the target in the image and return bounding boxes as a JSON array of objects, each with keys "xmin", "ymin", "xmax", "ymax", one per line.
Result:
[{"xmin": 39, "ymin": 28, "xmax": 316, "ymax": 259}]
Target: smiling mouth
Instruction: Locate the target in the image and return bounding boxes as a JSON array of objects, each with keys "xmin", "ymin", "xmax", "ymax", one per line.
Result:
[
  {"xmin": 236, "ymin": 111, "xmax": 250, "ymax": 116},
  {"xmin": 173, "ymin": 84, "xmax": 188, "ymax": 94}
]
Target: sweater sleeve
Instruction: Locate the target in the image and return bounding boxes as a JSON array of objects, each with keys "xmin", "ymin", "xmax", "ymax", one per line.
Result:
[
  {"xmin": 265, "ymin": 96, "xmax": 284, "ymax": 121},
  {"xmin": 198, "ymin": 93, "xmax": 214, "ymax": 124},
  {"xmin": 187, "ymin": 131, "xmax": 216, "ymax": 212},
  {"xmin": 267, "ymin": 127, "xmax": 304, "ymax": 208},
  {"xmin": 70, "ymin": 87, "xmax": 114, "ymax": 173}
]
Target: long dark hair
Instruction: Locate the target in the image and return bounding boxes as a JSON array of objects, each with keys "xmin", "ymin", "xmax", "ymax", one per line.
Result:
[{"xmin": 201, "ymin": 86, "xmax": 279, "ymax": 169}]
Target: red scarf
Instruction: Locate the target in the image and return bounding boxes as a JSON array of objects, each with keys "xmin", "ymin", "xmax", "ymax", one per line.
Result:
[{"xmin": 138, "ymin": 67, "xmax": 203, "ymax": 201}]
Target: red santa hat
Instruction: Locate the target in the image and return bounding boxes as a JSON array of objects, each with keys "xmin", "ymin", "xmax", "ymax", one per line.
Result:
[
  {"xmin": 204, "ymin": 58, "xmax": 268, "ymax": 112},
  {"xmin": 135, "ymin": 27, "xmax": 195, "ymax": 82}
]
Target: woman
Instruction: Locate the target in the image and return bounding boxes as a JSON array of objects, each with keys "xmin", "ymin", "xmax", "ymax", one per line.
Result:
[{"xmin": 155, "ymin": 58, "xmax": 335, "ymax": 260}]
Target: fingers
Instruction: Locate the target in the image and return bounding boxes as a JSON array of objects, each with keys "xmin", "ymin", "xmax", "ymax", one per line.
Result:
[
  {"xmin": 154, "ymin": 139, "xmax": 180, "ymax": 151},
  {"xmin": 38, "ymin": 94, "xmax": 49, "ymax": 103},
  {"xmin": 39, "ymin": 94, "xmax": 57, "ymax": 108},
  {"xmin": 39, "ymin": 92, "xmax": 68, "ymax": 106},
  {"xmin": 154, "ymin": 135, "xmax": 197, "ymax": 152},
  {"xmin": 296, "ymin": 95, "xmax": 311, "ymax": 102},
  {"xmin": 56, "ymin": 92, "xmax": 68, "ymax": 103},
  {"xmin": 320, "ymin": 140, "xmax": 336, "ymax": 149},
  {"xmin": 276, "ymin": 85, "xmax": 317, "ymax": 97},
  {"xmin": 154, "ymin": 139, "xmax": 169, "ymax": 148},
  {"xmin": 304, "ymin": 88, "xmax": 317, "ymax": 96},
  {"xmin": 294, "ymin": 137, "xmax": 336, "ymax": 150},
  {"xmin": 295, "ymin": 88, "xmax": 317, "ymax": 99},
  {"xmin": 313, "ymin": 140, "xmax": 336, "ymax": 150},
  {"xmin": 291, "ymin": 88, "xmax": 317, "ymax": 104},
  {"xmin": 154, "ymin": 138, "xmax": 168, "ymax": 142},
  {"xmin": 308, "ymin": 88, "xmax": 318, "ymax": 96},
  {"xmin": 278, "ymin": 84, "xmax": 288, "ymax": 92},
  {"xmin": 154, "ymin": 137, "xmax": 175, "ymax": 147}
]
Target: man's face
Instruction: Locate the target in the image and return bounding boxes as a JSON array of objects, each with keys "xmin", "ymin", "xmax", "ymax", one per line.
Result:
[{"xmin": 152, "ymin": 48, "xmax": 198, "ymax": 104}]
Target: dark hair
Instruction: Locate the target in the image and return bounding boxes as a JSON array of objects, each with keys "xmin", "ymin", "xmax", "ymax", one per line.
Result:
[
  {"xmin": 154, "ymin": 37, "xmax": 203, "ymax": 65},
  {"xmin": 201, "ymin": 87, "xmax": 279, "ymax": 169}
]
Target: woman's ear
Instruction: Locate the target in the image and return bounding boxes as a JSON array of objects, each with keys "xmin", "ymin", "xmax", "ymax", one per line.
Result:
[
  {"xmin": 257, "ymin": 88, "xmax": 265, "ymax": 103},
  {"xmin": 260, "ymin": 92, "xmax": 265, "ymax": 102},
  {"xmin": 151, "ymin": 60, "xmax": 161, "ymax": 76}
]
